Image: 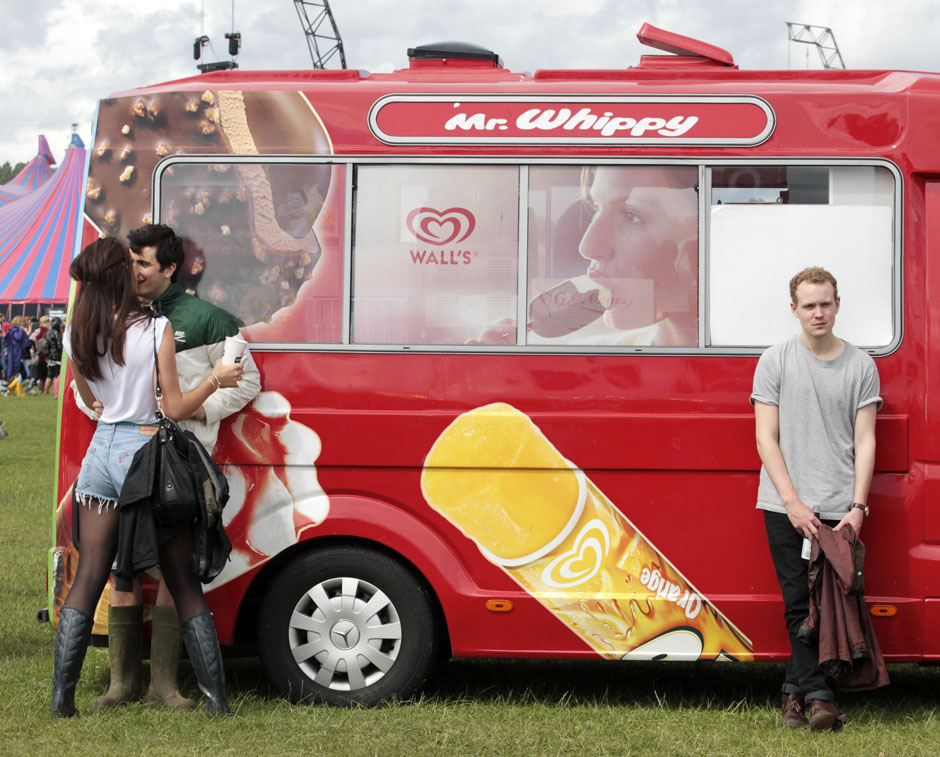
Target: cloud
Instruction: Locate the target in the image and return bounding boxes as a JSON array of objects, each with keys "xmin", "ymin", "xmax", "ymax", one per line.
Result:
[
  {"xmin": 0, "ymin": 0, "xmax": 200, "ymax": 161},
  {"xmin": 0, "ymin": 0, "xmax": 56, "ymax": 53},
  {"xmin": 2, "ymin": 0, "xmax": 940, "ymax": 163}
]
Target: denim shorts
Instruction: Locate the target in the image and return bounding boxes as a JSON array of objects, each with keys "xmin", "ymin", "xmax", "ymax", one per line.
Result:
[{"xmin": 75, "ymin": 422, "xmax": 156, "ymax": 512}]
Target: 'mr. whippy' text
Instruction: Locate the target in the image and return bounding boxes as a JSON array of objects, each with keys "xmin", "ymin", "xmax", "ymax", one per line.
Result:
[{"xmin": 445, "ymin": 104, "xmax": 699, "ymax": 138}]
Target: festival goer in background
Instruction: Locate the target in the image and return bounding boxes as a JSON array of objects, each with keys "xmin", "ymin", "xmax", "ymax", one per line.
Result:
[
  {"xmin": 74, "ymin": 224, "xmax": 261, "ymax": 713},
  {"xmin": 0, "ymin": 311, "xmax": 8, "ymax": 380},
  {"xmin": 3, "ymin": 315, "xmax": 32, "ymax": 385},
  {"xmin": 50, "ymin": 237, "xmax": 243, "ymax": 718},
  {"xmin": 43, "ymin": 318, "xmax": 64, "ymax": 395},
  {"xmin": 21, "ymin": 316, "xmax": 37, "ymax": 386},
  {"xmin": 30, "ymin": 315, "xmax": 50, "ymax": 395}
]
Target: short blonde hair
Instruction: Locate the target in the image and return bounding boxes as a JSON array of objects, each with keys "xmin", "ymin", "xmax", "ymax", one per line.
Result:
[{"xmin": 789, "ymin": 266, "xmax": 838, "ymax": 304}]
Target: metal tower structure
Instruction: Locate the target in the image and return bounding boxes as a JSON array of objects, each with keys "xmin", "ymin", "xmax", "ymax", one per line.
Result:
[
  {"xmin": 294, "ymin": 0, "xmax": 347, "ymax": 69},
  {"xmin": 786, "ymin": 23, "xmax": 846, "ymax": 69}
]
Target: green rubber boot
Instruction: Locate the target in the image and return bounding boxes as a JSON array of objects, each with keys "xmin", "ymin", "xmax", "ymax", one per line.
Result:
[
  {"xmin": 92, "ymin": 605, "xmax": 143, "ymax": 710},
  {"xmin": 146, "ymin": 606, "xmax": 196, "ymax": 709}
]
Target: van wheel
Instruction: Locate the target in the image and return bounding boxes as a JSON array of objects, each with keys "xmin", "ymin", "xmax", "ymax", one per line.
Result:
[{"xmin": 257, "ymin": 546, "xmax": 439, "ymax": 706}]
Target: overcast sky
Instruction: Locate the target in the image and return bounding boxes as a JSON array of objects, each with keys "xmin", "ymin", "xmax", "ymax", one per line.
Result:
[{"xmin": 1, "ymin": 0, "xmax": 938, "ymax": 164}]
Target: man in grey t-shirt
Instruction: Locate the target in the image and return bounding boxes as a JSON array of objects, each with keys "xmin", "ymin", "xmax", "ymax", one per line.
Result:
[{"xmin": 751, "ymin": 266, "xmax": 880, "ymax": 732}]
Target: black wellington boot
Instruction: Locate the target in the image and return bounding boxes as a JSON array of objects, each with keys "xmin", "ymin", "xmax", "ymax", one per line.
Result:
[
  {"xmin": 50, "ymin": 606, "xmax": 94, "ymax": 718},
  {"xmin": 180, "ymin": 612, "xmax": 232, "ymax": 716}
]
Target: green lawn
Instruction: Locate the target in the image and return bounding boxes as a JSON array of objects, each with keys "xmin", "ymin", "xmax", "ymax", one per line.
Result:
[{"xmin": 1, "ymin": 394, "xmax": 939, "ymax": 755}]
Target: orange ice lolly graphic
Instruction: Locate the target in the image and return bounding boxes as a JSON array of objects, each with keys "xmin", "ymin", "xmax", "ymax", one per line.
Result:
[{"xmin": 422, "ymin": 403, "xmax": 753, "ymax": 661}]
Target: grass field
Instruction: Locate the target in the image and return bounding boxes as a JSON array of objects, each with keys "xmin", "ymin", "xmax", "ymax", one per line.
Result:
[{"xmin": 1, "ymin": 394, "xmax": 939, "ymax": 755}]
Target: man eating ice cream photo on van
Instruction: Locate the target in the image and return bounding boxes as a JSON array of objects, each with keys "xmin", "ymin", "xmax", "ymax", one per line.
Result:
[{"xmin": 469, "ymin": 165, "xmax": 699, "ymax": 347}]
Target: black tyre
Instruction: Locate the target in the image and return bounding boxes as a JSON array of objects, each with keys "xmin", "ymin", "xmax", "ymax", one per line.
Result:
[{"xmin": 257, "ymin": 545, "xmax": 440, "ymax": 706}]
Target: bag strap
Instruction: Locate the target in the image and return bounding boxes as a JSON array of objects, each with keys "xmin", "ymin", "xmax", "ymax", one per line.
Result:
[{"xmin": 152, "ymin": 320, "xmax": 165, "ymax": 422}]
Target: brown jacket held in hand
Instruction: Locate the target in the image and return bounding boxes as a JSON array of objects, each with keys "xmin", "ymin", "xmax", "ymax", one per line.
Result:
[{"xmin": 798, "ymin": 524, "xmax": 890, "ymax": 691}]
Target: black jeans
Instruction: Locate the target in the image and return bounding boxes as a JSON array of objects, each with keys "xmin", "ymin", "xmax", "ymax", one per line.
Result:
[{"xmin": 763, "ymin": 510, "xmax": 838, "ymax": 703}]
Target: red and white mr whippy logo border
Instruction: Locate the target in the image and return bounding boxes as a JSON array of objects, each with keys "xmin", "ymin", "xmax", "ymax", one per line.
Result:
[{"xmin": 369, "ymin": 95, "xmax": 775, "ymax": 146}]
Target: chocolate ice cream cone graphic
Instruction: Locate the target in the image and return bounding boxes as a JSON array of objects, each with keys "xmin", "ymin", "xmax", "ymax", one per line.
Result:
[{"xmin": 422, "ymin": 403, "xmax": 752, "ymax": 661}]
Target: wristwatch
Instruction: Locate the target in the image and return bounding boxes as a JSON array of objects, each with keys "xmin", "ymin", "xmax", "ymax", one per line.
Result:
[{"xmin": 851, "ymin": 502, "xmax": 870, "ymax": 516}]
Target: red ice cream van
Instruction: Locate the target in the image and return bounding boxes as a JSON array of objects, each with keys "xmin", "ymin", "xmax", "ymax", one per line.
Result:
[{"xmin": 50, "ymin": 23, "xmax": 940, "ymax": 705}]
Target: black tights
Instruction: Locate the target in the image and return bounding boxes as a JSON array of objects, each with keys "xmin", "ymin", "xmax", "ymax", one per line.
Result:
[
  {"xmin": 64, "ymin": 501, "xmax": 208, "ymax": 622},
  {"xmin": 63, "ymin": 501, "xmax": 120, "ymax": 616},
  {"xmin": 155, "ymin": 524, "xmax": 209, "ymax": 622}
]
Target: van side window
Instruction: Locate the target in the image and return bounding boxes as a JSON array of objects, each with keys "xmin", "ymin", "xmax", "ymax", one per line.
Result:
[
  {"xmin": 158, "ymin": 161, "xmax": 342, "ymax": 342},
  {"xmin": 708, "ymin": 165, "xmax": 895, "ymax": 347},
  {"xmin": 161, "ymin": 159, "xmax": 897, "ymax": 353},
  {"xmin": 351, "ymin": 165, "xmax": 519, "ymax": 345},
  {"xmin": 526, "ymin": 165, "xmax": 699, "ymax": 347}
]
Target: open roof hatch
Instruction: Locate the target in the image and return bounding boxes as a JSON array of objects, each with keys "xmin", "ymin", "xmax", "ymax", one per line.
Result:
[{"xmin": 635, "ymin": 23, "xmax": 736, "ymax": 68}]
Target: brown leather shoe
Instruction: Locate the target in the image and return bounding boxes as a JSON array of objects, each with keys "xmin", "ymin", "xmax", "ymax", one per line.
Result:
[
  {"xmin": 781, "ymin": 692, "xmax": 808, "ymax": 728},
  {"xmin": 806, "ymin": 699, "xmax": 846, "ymax": 731}
]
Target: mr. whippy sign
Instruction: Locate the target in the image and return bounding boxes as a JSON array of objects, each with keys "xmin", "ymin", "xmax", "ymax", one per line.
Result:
[{"xmin": 369, "ymin": 95, "xmax": 775, "ymax": 146}]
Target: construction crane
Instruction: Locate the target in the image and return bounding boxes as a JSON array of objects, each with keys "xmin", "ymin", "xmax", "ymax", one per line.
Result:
[
  {"xmin": 786, "ymin": 23, "xmax": 845, "ymax": 70},
  {"xmin": 294, "ymin": 0, "xmax": 347, "ymax": 69}
]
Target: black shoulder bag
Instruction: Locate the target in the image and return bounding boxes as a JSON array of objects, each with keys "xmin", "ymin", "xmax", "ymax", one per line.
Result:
[{"xmin": 149, "ymin": 324, "xmax": 229, "ymax": 531}]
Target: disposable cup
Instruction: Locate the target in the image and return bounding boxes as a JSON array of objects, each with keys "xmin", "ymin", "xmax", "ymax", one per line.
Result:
[{"xmin": 222, "ymin": 335, "xmax": 247, "ymax": 365}]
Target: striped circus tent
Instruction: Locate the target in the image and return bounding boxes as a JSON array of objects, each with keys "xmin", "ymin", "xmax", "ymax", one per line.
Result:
[
  {"xmin": 0, "ymin": 135, "xmax": 85, "ymax": 305},
  {"xmin": 0, "ymin": 135, "xmax": 56, "ymax": 204}
]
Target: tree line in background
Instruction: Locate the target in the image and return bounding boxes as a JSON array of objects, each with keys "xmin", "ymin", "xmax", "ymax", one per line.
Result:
[{"xmin": 0, "ymin": 161, "xmax": 27, "ymax": 184}]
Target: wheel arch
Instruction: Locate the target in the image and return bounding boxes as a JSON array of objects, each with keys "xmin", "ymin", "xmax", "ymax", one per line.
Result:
[{"xmin": 232, "ymin": 494, "xmax": 482, "ymax": 657}]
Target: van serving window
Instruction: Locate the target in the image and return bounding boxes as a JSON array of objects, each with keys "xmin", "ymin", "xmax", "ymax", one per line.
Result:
[{"xmin": 708, "ymin": 164, "xmax": 896, "ymax": 349}]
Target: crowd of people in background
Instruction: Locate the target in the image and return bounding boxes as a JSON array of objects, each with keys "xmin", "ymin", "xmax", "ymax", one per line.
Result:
[
  {"xmin": 1, "ymin": 310, "xmax": 64, "ymax": 397},
  {"xmin": 1, "ymin": 309, "xmax": 63, "ymax": 438}
]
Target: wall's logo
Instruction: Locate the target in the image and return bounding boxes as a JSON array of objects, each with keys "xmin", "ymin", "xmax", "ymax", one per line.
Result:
[{"xmin": 406, "ymin": 206, "xmax": 475, "ymax": 245}]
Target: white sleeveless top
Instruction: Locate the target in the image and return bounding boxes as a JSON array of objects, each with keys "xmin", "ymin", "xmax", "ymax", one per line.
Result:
[{"xmin": 64, "ymin": 316, "xmax": 170, "ymax": 424}]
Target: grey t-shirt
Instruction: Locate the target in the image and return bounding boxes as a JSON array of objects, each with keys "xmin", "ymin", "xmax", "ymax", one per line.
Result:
[{"xmin": 750, "ymin": 335, "xmax": 882, "ymax": 520}]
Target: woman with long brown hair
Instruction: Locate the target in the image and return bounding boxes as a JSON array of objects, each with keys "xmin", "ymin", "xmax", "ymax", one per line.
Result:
[{"xmin": 50, "ymin": 237, "xmax": 243, "ymax": 718}]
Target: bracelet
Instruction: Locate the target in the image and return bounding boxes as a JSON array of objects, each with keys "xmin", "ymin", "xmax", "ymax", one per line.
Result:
[{"xmin": 206, "ymin": 373, "xmax": 221, "ymax": 391}]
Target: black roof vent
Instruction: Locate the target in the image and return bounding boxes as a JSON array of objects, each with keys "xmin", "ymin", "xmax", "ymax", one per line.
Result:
[{"xmin": 407, "ymin": 41, "xmax": 503, "ymax": 68}]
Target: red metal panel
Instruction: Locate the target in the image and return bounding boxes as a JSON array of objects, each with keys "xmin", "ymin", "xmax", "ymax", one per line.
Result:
[
  {"xmin": 924, "ymin": 599, "xmax": 940, "ymax": 659},
  {"xmin": 925, "ymin": 183, "xmax": 940, "ymax": 462}
]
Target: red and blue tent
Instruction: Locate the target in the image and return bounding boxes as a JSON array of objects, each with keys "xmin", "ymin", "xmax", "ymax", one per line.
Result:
[
  {"xmin": 0, "ymin": 135, "xmax": 56, "ymax": 204},
  {"xmin": 0, "ymin": 135, "xmax": 85, "ymax": 305}
]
